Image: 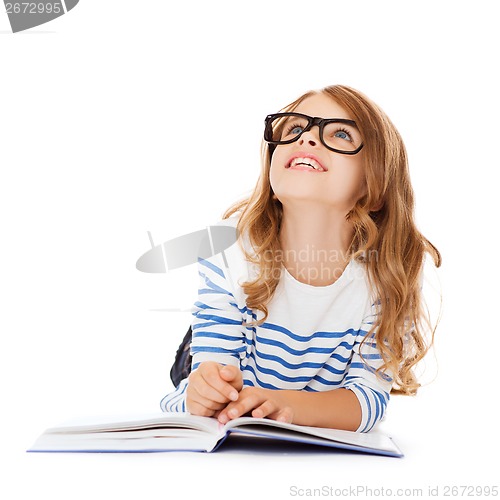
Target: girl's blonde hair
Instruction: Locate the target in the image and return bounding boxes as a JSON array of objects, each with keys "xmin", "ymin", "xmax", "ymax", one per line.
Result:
[{"xmin": 224, "ymin": 84, "xmax": 441, "ymax": 395}]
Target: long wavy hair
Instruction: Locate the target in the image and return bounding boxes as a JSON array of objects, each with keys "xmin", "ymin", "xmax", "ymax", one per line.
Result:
[{"xmin": 223, "ymin": 84, "xmax": 441, "ymax": 395}]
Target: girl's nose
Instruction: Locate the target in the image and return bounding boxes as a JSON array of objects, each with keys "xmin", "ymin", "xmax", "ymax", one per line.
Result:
[{"xmin": 298, "ymin": 129, "xmax": 320, "ymax": 148}]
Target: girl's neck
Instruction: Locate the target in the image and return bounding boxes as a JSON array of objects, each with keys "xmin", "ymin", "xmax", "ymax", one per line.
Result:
[{"xmin": 279, "ymin": 204, "xmax": 354, "ymax": 287}]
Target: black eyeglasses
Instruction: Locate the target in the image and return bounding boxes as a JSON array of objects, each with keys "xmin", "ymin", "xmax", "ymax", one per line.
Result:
[{"xmin": 264, "ymin": 112, "xmax": 364, "ymax": 155}]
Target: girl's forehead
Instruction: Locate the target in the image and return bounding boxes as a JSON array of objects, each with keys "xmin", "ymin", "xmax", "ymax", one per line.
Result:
[{"xmin": 294, "ymin": 93, "xmax": 353, "ymax": 121}]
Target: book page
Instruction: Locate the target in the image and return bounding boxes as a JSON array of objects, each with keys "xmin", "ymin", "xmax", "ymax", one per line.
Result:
[
  {"xmin": 45, "ymin": 412, "xmax": 221, "ymax": 435},
  {"xmin": 225, "ymin": 417, "xmax": 401, "ymax": 455},
  {"xmin": 28, "ymin": 413, "xmax": 227, "ymax": 452},
  {"xmin": 28, "ymin": 429, "xmax": 220, "ymax": 453}
]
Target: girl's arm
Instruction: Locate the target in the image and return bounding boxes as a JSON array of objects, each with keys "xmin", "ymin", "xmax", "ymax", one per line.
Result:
[
  {"xmin": 217, "ymin": 386, "xmax": 362, "ymax": 431},
  {"xmin": 218, "ymin": 309, "xmax": 392, "ymax": 432}
]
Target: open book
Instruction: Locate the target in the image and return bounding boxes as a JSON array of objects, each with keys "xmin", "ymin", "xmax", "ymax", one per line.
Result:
[{"xmin": 27, "ymin": 412, "xmax": 403, "ymax": 458}]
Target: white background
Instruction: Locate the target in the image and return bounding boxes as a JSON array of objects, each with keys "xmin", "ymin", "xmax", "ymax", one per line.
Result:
[{"xmin": 1, "ymin": 1, "xmax": 499, "ymax": 498}]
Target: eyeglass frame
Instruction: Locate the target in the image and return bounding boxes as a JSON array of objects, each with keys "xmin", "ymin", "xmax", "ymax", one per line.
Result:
[{"xmin": 264, "ymin": 112, "xmax": 364, "ymax": 156}]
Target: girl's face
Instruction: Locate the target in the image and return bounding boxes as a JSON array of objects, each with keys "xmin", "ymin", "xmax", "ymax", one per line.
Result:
[{"xmin": 269, "ymin": 93, "xmax": 366, "ymax": 213}]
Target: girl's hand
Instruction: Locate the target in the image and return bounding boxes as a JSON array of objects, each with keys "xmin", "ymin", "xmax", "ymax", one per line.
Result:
[
  {"xmin": 217, "ymin": 387, "xmax": 294, "ymax": 424},
  {"xmin": 186, "ymin": 362, "xmax": 243, "ymax": 417}
]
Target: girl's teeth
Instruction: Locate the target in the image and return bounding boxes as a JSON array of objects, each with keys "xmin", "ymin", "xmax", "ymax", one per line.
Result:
[{"xmin": 291, "ymin": 157, "xmax": 324, "ymax": 171}]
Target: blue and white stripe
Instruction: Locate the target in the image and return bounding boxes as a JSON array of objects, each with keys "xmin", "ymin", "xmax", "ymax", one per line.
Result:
[{"xmin": 160, "ymin": 220, "xmax": 393, "ymax": 432}]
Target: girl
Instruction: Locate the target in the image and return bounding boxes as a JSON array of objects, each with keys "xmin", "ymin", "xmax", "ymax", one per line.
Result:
[{"xmin": 160, "ymin": 84, "xmax": 441, "ymax": 432}]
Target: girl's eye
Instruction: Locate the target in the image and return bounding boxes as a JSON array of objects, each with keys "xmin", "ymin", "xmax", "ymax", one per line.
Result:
[
  {"xmin": 324, "ymin": 123, "xmax": 357, "ymax": 146},
  {"xmin": 334, "ymin": 129, "xmax": 352, "ymax": 142},
  {"xmin": 290, "ymin": 126, "xmax": 303, "ymax": 135},
  {"xmin": 282, "ymin": 121, "xmax": 306, "ymax": 138}
]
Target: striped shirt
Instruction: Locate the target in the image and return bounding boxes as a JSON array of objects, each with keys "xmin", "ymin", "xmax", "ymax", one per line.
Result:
[{"xmin": 160, "ymin": 218, "xmax": 393, "ymax": 432}]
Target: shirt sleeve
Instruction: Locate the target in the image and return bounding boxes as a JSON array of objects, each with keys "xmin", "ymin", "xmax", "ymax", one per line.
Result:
[
  {"xmin": 341, "ymin": 304, "xmax": 393, "ymax": 432},
  {"xmin": 160, "ymin": 378, "xmax": 188, "ymax": 412},
  {"xmin": 190, "ymin": 254, "xmax": 247, "ymax": 369},
  {"xmin": 160, "ymin": 252, "xmax": 246, "ymax": 413}
]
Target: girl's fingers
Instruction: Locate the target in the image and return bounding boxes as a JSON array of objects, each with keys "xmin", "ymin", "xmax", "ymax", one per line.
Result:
[
  {"xmin": 217, "ymin": 388, "xmax": 293, "ymax": 425},
  {"xmin": 218, "ymin": 396, "xmax": 258, "ymax": 423},
  {"xmin": 186, "ymin": 399, "xmax": 223, "ymax": 417},
  {"xmin": 252, "ymin": 403, "xmax": 293, "ymax": 423},
  {"xmin": 251, "ymin": 400, "xmax": 277, "ymax": 419},
  {"xmin": 271, "ymin": 407, "xmax": 294, "ymax": 423},
  {"xmin": 194, "ymin": 379, "xmax": 232, "ymax": 404},
  {"xmin": 200, "ymin": 366, "xmax": 239, "ymax": 402},
  {"xmin": 219, "ymin": 365, "xmax": 243, "ymax": 391},
  {"xmin": 188, "ymin": 366, "xmax": 237, "ymax": 404},
  {"xmin": 189, "ymin": 384, "xmax": 227, "ymax": 410}
]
